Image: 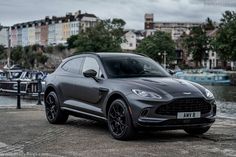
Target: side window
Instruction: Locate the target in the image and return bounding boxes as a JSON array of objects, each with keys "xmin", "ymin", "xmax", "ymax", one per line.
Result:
[
  {"xmin": 82, "ymin": 57, "xmax": 100, "ymax": 77},
  {"xmin": 62, "ymin": 57, "xmax": 83, "ymax": 74}
]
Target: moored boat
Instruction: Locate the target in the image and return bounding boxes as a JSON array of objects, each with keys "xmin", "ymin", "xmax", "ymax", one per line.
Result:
[
  {"xmin": 0, "ymin": 68, "xmax": 46, "ymax": 96},
  {"xmin": 174, "ymin": 69, "xmax": 231, "ymax": 85}
]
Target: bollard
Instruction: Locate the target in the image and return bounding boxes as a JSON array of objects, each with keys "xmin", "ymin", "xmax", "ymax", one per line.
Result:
[
  {"xmin": 17, "ymin": 80, "xmax": 21, "ymax": 109},
  {"xmin": 37, "ymin": 78, "xmax": 42, "ymax": 105}
]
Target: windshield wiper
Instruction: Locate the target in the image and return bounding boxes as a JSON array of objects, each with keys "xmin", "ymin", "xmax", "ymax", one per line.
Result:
[{"xmin": 138, "ymin": 70, "xmax": 153, "ymax": 74}]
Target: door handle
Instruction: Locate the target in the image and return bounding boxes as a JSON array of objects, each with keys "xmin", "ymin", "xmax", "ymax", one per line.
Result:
[{"xmin": 99, "ymin": 87, "xmax": 109, "ymax": 92}]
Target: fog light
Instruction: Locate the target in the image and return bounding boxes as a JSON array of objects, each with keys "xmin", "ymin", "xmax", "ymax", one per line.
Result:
[
  {"xmin": 140, "ymin": 109, "xmax": 149, "ymax": 117},
  {"xmin": 213, "ymin": 104, "xmax": 217, "ymax": 116}
]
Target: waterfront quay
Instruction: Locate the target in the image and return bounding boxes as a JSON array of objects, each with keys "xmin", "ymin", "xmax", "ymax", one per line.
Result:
[{"xmin": 0, "ymin": 106, "xmax": 235, "ymax": 157}]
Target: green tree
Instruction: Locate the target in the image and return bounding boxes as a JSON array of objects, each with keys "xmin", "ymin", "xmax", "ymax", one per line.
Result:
[
  {"xmin": 72, "ymin": 18, "xmax": 126, "ymax": 53},
  {"xmin": 214, "ymin": 11, "xmax": 236, "ymax": 65},
  {"xmin": 11, "ymin": 46, "xmax": 23, "ymax": 63},
  {"xmin": 67, "ymin": 35, "xmax": 78, "ymax": 49},
  {"xmin": 136, "ymin": 31, "xmax": 175, "ymax": 62},
  {"xmin": 204, "ymin": 17, "xmax": 215, "ymax": 30},
  {"xmin": 11, "ymin": 45, "xmax": 48, "ymax": 69},
  {"xmin": 45, "ymin": 46, "xmax": 53, "ymax": 54},
  {"xmin": 35, "ymin": 53, "xmax": 48, "ymax": 65},
  {"xmin": 0, "ymin": 45, "xmax": 6, "ymax": 60},
  {"xmin": 183, "ymin": 26, "xmax": 210, "ymax": 67},
  {"xmin": 55, "ymin": 44, "xmax": 66, "ymax": 52}
]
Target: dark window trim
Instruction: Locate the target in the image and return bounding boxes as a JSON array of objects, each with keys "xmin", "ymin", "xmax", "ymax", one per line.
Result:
[
  {"xmin": 81, "ymin": 56, "xmax": 109, "ymax": 79},
  {"xmin": 82, "ymin": 56, "xmax": 101, "ymax": 78},
  {"xmin": 61, "ymin": 57, "xmax": 84, "ymax": 75}
]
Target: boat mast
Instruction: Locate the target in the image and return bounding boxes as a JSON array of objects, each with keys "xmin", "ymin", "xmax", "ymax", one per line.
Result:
[{"xmin": 7, "ymin": 27, "xmax": 11, "ymax": 68}]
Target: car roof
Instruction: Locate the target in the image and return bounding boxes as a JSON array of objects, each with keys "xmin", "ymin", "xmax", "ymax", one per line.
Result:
[
  {"xmin": 96, "ymin": 52, "xmax": 144, "ymax": 57},
  {"xmin": 71, "ymin": 52, "xmax": 145, "ymax": 59},
  {"xmin": 61, "ymin": 52, "xmax": 147, "ymax": 64}
]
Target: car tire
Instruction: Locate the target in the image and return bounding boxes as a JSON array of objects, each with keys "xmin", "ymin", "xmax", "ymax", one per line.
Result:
[
  {"xmin": 45, "ymin": 91, "xmax": 69, "ymax": 124},
  {"xmin": 184, "ymin": 126, "xmax": 210, "ymax": 135},
  {"xmin": 107, "ymin": 99, "xmax": 135, "ymax": 140}
]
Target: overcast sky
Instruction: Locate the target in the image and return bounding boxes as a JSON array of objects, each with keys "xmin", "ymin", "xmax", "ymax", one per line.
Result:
[{"xmin": 0, "ymin": 0, "xmax": 235, "ymax": 29}]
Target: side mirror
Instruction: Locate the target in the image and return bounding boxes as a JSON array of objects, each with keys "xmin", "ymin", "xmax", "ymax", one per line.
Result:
[{"xmin": 83, "ymin": 69, "xmax": 97, "ymax": 78}]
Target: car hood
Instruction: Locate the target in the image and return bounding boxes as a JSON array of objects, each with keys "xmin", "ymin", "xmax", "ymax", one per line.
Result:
[{"xmin": 117, "ymin": 77, "xmax": 205, "ymax": 97}]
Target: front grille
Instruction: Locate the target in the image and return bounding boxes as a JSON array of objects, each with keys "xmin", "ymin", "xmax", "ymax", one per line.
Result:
[{"xmin": 156, "ymin": 98, "xmax": 211, "ymax": 116}]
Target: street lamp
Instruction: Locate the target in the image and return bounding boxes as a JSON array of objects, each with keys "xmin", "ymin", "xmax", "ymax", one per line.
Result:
[
  {"xmin": 158, "ymin": 51, "xmax": 167, "ymax": 69},
  {"xmin": 163, "ymin": 51, "xmax": 167, "ymax": 69}
]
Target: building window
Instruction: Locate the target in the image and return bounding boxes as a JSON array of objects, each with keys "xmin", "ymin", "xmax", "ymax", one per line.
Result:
[
  {"xmin": 212, "ymin": 52, "xmax": 215, "ymax": 57},
  {"xmin": 129, "ymin": 43, "xmax": 133, "ymax": 47}
]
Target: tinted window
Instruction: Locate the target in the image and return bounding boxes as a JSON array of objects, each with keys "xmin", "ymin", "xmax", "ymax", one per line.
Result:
[
  {"xmin": 82, "ymin": 57, "xmax": 100, "ymax": 77},
  {"xmin": 11, "ymin": 72, "xmax": 22, "ymax": 79},
  {"xmin": 101, "ymin": 56, "xmax": 170, "ymax": 78},
  {"xmin": 62, "ymin": 57, "xmax": 83, "ymax": 74}
]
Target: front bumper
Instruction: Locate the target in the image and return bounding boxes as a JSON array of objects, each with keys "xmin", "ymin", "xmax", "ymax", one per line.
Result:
[
  {"xmin": 137, "ymin": 116, "xmax": 215, "ymax": 129},
  {"xmin": 127, "ymin": 95, "xmax": 216, "ymax": 129}
]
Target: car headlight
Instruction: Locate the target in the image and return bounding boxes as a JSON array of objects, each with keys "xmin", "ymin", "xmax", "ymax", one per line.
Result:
[
  {"xmin": 205, "ymin": 88, "xmax": 214, "ymax": 99},
  {"xmin": 132, "ymin": 89, "xmax": 162, "ymax": 99}
]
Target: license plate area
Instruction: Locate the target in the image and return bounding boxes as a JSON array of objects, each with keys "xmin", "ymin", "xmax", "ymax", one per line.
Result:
[{"xmin": 177, "ymin": 112, "xmax": 201, "ymax": 119}]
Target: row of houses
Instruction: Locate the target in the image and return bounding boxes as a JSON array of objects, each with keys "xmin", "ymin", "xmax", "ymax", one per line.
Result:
[
  {"xmin": 1, "ymin": 12, "xmax": 235, "ymax": 69},
  {"xmin": 0, "ymin": 10, "xmax": 98, "ymax": 47},
  {"xmin": 122, "ymin": 13, "xmax": 203, "ymax": 53},
  {"xmin": 121, "ymin": 13, "xmax": 235, "ymax": 70},
  {"xmin": 144, "ymin": 13, "xmax": 202, "ymax": 41},
  {"xmin": 149, "ymin": 13, "xmax": 235, "ymax": 70}
]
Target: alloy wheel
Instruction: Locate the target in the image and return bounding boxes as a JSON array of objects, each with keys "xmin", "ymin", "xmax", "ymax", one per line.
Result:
[
  {"xmin": 45, "ymin": 93, "xmax": 58, "ymax": 121},
  {"xmin": 108, "ymin": 103, "xmax": 128, "ymax": 136}
]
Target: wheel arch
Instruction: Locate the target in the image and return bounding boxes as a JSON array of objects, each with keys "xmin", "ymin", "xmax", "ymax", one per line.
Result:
[
  {"xmin": 104, "ymin": 92, "xmax": 131, "ymax": 118},
  {"xmin": 44, "ymin": 85, "xmax": 58, "ymax": 103}
]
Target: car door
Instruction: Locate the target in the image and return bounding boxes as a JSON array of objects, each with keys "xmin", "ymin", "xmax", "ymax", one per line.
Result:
[
  {"xmin": 68, "ymin": 56, "xmax": 106, "ymax": 116},
  {"xmin": 75, "ymin": 56, "xmax": 102, "ymax": 104},
  {"xmin": 58, "ymin": 57, "xmax": 84, "ymax": 103}
]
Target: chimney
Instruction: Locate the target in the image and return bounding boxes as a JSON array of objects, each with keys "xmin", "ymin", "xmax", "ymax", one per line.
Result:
[
  {"xmin": 52, "ymin": 16, "xmax": 57, "ymax": 21},
  {"xmin": 66, "ymin": 12, "xmax": 73, "ymax": 17},
  {"xmin": 45, "ymin": 16, "xmax": 50, "ymax": 21},
  {"xmin": 75, "ymin": 10, "xmax": 81, "ymax": 17}
]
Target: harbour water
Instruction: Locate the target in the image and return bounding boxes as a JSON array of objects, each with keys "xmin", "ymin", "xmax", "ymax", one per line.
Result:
[
  {"xmin": 0, "ymin": 96, "xmax": 37, "ymax": 107},
  {"xmin": 204, "ymin": 85, "xmax": 236, "ymax": 119},
  {"xmin": 0, "ymin": 85, "xmax": 236, "ymax": 119}
]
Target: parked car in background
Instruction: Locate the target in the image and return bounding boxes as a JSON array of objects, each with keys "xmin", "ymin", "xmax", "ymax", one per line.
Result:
[{"xmin": 44, "ymin": 53, "xmax": 216, "ymax": 140}]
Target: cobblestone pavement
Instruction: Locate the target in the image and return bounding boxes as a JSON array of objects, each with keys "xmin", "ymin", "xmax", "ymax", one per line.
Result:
[{"xmin": 0, "ymin": 107, "xmax": 235, "ymax": 157}]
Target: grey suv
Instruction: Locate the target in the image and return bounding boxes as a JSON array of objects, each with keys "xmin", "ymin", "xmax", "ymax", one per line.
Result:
[{"xmin": 44, "ymin": 53, "xmax": 216, "ymax": 140}]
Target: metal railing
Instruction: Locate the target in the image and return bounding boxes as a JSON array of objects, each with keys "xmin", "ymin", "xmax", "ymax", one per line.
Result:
[{"xmin": 15, "ymin": 79, "xmax": 43, "ymax": 109}]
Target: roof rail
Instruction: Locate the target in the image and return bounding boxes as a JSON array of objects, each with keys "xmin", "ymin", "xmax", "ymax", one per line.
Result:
[
  {"xmin": 82, "ymin": 52, "xmax": 100, "ymax": 57},
  {"xmin": 135, "ymin": 53, "xmax": 149, "ymax": 57},
  {"xmin": 69, "ymin": 52, "xmax": 99, "ymax": 56}
]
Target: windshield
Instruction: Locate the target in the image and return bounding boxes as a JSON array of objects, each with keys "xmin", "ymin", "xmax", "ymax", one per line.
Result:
[{"xmin": 101, "ymin": 56, "xmax": 170, "ymax": 78}]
